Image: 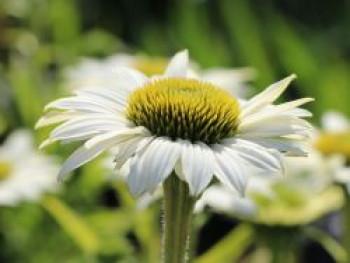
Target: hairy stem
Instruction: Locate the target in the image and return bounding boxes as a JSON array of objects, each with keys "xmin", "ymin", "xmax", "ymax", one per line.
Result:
[{"xmin": 162, "ymin": 174, "xmax": 195, "ymax": 263}]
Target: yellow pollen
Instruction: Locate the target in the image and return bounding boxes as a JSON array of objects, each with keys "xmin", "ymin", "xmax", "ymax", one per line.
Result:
[
  {"xmin": 126, "ymin": 78, "xmax": 241, "ymax": 144},
  {"xmin": 0, "ymin": 161, "xmax": 12, "ymax": 181},
  {"xmin": 315, "ymin": 132, "xmax": 350, "ymax": 160},
  {"xmin": 132, "ymin": 56, "xmax": 168, "ymax": 76}
]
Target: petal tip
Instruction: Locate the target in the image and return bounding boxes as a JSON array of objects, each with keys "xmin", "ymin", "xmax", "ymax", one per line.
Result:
[
  {"xmin": 39, "ymin": 139, "xmax": 53, "ymax": 150},
  {"xmin": 34, "ymin": 119, "xmax": 42, "ymax": 129},
  {"xmin": 290, "ymin": 73, "xmax": 297, "ymax": 79}
]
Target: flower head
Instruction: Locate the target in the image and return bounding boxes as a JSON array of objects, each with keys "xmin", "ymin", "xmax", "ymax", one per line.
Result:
[
  {"xmin": 37, "ymin": 50, "xmax": 313, "ymax": 197},
  {"xmin": 0, "ymin": 130, "xmax": 58, "ymax": 206}
]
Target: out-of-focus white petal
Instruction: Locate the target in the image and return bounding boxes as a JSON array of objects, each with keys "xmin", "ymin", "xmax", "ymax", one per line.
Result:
[
  {"xmin": 113, "ymin": 67, "xmax": 148, "ymax": 91},
  {"xmin": 0, "ymin": 130, "xmax": 58, "ymax": 206},
  {"xmin": 195, "ymin": 185, "xmax": 256, "ymax": 216},
  {"xmin": 1, "ymin": 130, "xmax": 34, "ymax": 159},
  {"xmin": 202, "ymin": 67, "xmax": 255, "ymax": 97},
  {"xmin": 164, "ymin": 50, "xmax": 189, "ymax": 77},
  {"xmin": 136, "ymin": 188, "xmax": 163, "ymax": 210},
  {"xmin": 322, "ymin": 111, "xmax": 350, "ymax": 132}
]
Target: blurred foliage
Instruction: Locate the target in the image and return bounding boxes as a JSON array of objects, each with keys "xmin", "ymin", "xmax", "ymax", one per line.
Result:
[{"xmin": 0, "ymin": 0, "xmax": 349, "ymax": 262}]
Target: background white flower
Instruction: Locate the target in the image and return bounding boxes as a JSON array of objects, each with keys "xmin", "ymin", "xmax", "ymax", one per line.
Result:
[
  {"xmin": 315, "ymin": 111, "xmax": 350, "ymax": 193},
  {"xmin": 0, "ymin": 130, "xmax": 58, "ymax": 206},
  {"xmin": 196, "ymin": 152, "xmax": 343, "ymax": 225},
  {"xmin": 37, "ymin": 50, "xmax": 313, "ymax": 197},
  {"xmin": 322, "ymin": 111, "xmax": 350, "ymax": 132},
  {"xmin": 64, "ymin": 52, "xmax": 254, "ymax": 98}
]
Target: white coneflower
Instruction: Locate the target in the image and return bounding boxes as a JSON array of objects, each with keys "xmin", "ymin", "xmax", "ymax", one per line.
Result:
[
  {"xmin": 196, "ymin": 151, "xmax": 342, "ymax": 225},
  {"xmin": 37, "ymin": 50, "xmax": 313, "ymax": 263},
  {"xmin": 0, "ymin": 130, "xmax": 58, "ymax": 206},
  {"xmin": 64, "ymin": 52, "xmax": 254, "ymax": 98},
  {"xmin": 314, "ymin": 111, "xmax": 350, "ymax": 192},
  {"xmin": 195, "ymin": 165, "xmax": 344, "ymax": 263},
  {"xmin": 37, "ymin": 50, "xmax": 313, "ymax": 196},
  {"xmin": 315, "ymin": 111, "xmax": 350, "ymax": 256}
]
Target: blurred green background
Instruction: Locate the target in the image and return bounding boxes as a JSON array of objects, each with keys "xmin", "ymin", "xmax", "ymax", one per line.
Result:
[
  {"xmin": 0, "ymin": 0, "xmax": 349, "ymax": 262},
  {"xmin": 1, "ymin": 0, "xmax": 350, "ymax": 131}
]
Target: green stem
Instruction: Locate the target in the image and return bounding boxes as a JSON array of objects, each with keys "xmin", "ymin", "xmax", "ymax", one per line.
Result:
[
  {"xmin": 344, "ymin": 193, "xmax": 350, "ymax": 263},
  {"xmin": 162, "ymin": 173, "xmax": 195, "ymax": 263},
  {"xmin": 270, "ymin": 245, "xmax": 294, "ymax": 263}
]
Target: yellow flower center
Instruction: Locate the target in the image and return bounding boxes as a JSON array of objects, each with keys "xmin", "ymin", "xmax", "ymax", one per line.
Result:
[
  {"xmin": 0, "ymin": 161, "xmax": 12, "ymax": 181},
  {"xmin": 132, "ymin": 56, "xmax": 168, "ymax": 76},
  {"xmin": 126, "ymin": 78, "xmax": 241, "ymax": 144},
  {"xmin": 315, "ymin": 132, "xmax": 350, "ymax": 160}
]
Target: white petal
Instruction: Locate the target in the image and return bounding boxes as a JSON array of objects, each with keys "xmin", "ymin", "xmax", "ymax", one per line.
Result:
[
  {"xmin": 286, "ymin": 108, "xmax": 312, "ymax": 118},
  {"xmin": 39, "ymin": 138, "xmax": 55, "ymax": 149},
  {"xmin": 242, "ymin": 74, "xmax": 296, "ymax": 118},
  {"xmin": 240, "ymin": 116, "xmax": 313, "ymax": 136},
  {"xmin": 84, "ymin": 127, "xmax": 149, "ymax": 149},
  {"xmin": 58, "ymin": 143, "xmax": 111, "ymax": 180},
  {"xmin": 114, "ymin": 136, "xmax": 154, "ymax": 169},
  {"xmin": 165, "ymin": 50, "xmax": 189, "ymax": 77},
  {"xmin": 212, "ymin": 144, "xmax": 248, "ymax": 196},
  {"xmin": 245, "ymin": 138, "xmax": 308, "ymax": 157},
  {"xmin": 237, "ymin": 118, "xmax": 311, "ymax": 138},
  {"xmin": 239, "ymin": 114, "xmax": 313, "ymax": 136},
  {"xmin": 127, "ymin": 138, "xmax": 181, "ymax": 196},
  {"xmin": 75, "ymin": 88, "xmax": 129, "ymax": 111},
  {"xmin": 113, "ymin": 67, "xmax": 148, "ymax": 91},
  {"xmin": 179, "ymin": 141, "xmax": 214, "ymax": 195},
  {"xmin": 241, "ymin": 98, "xmax": 314, "ymax": 126},
  {"xmin": 222, "ymin": 138, "xmax": 283, "ymax": 172},
  {"xmin": 272, "ymin": 97, "xmax": 314, "ymax": 114},
  {"xmin": 45, "ymin": 97, "xmax": 121, "ymax": 114},
  {"xmin": 49, "ymin": 115, "xmax": 130, "ymax": 143},
  {"xmin": 35, "ymin": 111, "xmax": 80, "ymax": 128}
]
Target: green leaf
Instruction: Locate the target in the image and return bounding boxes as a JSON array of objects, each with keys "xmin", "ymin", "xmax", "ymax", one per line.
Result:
[
  {"xmin": 195, "ymin": 223, "xmax": 253, "ymax": 263},
  {"xmin": 171, "ymin": 0, "xmax": 231, "ymax": 67},
  {"xmin": 219, "ymin": 0, "xmax": 275, "ymax": 87},
  {"xmin": 304, "ymin": 227, "xmax": 347, "ymax": 262},
  {"xmin": 86, "ymin": 210, "xmax": 134, "ymax": 256},
  {"xmin": 42, "ymin": 195, "xmax": 100, "ymax": 254}
]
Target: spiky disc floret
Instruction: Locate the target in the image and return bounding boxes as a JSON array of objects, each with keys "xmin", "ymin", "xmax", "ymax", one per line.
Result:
[{"xmin": 126, "ymin": 78, "xmax": 241, "ymax": 144}]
